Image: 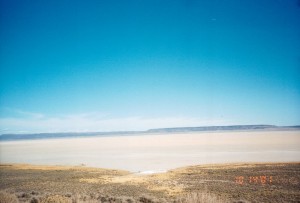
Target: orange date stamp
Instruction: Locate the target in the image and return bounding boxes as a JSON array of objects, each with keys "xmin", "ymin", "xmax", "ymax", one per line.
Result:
[{"xmin": 235, "ymin": 176, "xmax": 299, "ymax": 185}]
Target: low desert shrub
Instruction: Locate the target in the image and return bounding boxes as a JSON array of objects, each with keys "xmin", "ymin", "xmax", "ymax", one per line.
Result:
[
  {"xmin": 30, "ymin": 197, "xmax": 40, "ymax": 203},
  {"xmin": 139, "ymin": 196, "xmax": 155, "ymax": 203},
  {"xmin": 31, "ymin": 191, "xmax": 39, "ymax": 196},
  {"xmin": 0, "ymin": 191, "xmax": 19, "ymax": 203},
  {"xmin": 20, "ymin": 192, "xmax": 31, "ymax": 198}
]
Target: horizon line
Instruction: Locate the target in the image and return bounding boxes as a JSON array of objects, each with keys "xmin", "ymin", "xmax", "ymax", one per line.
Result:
[{"xmin": 1, "ymin": 124, "xmax": 300, "ymax": 136}]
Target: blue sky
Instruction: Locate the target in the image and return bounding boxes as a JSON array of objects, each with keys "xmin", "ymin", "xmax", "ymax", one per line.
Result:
[{"xmin": 0, "ymin": 0, "xmax": 299, "ymax": 133}]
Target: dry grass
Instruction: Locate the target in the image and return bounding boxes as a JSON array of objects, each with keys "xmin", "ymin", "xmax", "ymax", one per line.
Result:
[
  {"xmin": 40, "ymin": 195, "xmax": 71, "ymax": 203},
  {"xmin": 178, "ymin": 192, "xmax": 228, "ymax": 203},
  {"xmin": 0, "ymin": 191, "xmax": 231, "ymax": 203},
  {"xmin": 0, "ymin": 191, "xmax": 19, "ymax": 203}
]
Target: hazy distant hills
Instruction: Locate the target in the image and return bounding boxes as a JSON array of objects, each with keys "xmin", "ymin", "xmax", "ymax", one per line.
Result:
[
  {"xmin": 147, "ymin": 125, "xmax": 280, "ymax": 132},
  {"xmin": 0, "ymin": 125, "xmax": 299, "ymax": 141}
]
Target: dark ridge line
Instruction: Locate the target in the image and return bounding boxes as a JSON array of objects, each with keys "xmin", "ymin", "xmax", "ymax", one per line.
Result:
[
  {"xmin": 147, "ymin": 124, "xmax": 277, "ymax": 132},
  {"xmin": 1, "ymin": 125, "xmax": 300, "ymax": 141}
]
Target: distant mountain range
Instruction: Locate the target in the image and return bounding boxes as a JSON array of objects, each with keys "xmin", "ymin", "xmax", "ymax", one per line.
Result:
[{"xmin": 0, "ymin": 125, "xmax": 299, "ymax": 141}]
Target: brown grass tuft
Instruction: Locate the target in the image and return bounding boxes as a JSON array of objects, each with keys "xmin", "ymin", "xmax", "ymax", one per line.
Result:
[{"xmin": 0, "ymin": 191, "xmax": 19, "ymax": 203}]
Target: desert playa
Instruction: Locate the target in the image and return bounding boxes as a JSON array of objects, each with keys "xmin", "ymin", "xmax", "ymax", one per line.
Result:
[{"xmin": 0, "ymin": 130, "xmax": 300, "ymax": 172}]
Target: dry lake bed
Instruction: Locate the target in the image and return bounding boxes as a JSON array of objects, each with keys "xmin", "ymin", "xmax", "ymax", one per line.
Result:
[{"xmin": 0, "ymin": 130, "xmax": 299, "ymax": 173}]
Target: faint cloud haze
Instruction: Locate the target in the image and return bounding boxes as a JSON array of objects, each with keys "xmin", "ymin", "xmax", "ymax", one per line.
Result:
[
  {"xmin": 2, "ymin": 107, "xmax": 45, "ymax": 119},
  {"xmin": 0, "ymin": 109, "xmax": 231, "ymax": 134}
]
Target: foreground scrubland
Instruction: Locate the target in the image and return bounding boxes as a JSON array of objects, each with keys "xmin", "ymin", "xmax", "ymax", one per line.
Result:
[{"xmin": 0, "ymin": 163, "xmax": 299, "ymax": 203}]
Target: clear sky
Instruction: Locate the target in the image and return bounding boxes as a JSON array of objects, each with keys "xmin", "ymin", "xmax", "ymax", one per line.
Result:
[{"xmin": 0, "ymin": 0, "xmax": 299, "ymax": 133}]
